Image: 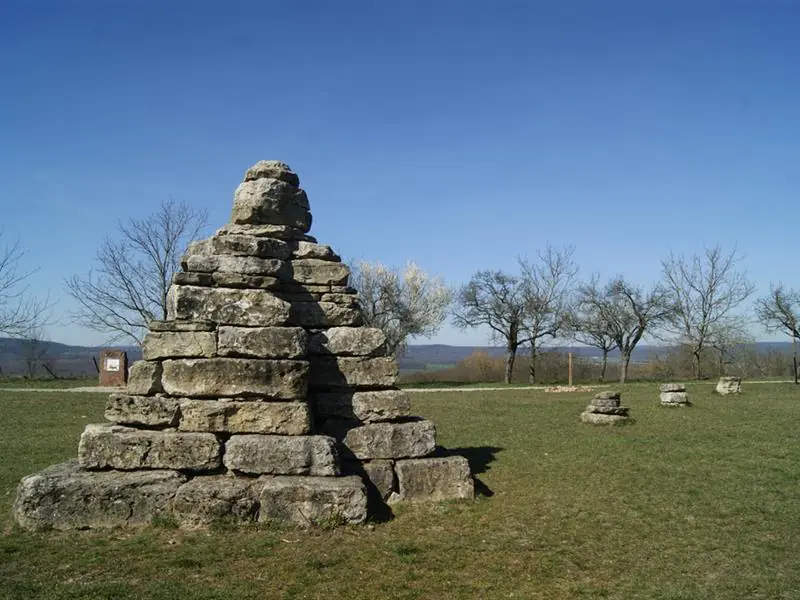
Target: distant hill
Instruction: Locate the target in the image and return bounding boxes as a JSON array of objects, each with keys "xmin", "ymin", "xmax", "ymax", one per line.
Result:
[{"xmin": 0, "ymin": 337, "xmax": 794, "ymax": 377}]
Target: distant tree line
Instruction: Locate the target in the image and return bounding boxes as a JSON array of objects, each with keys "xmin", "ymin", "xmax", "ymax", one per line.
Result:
[{"xmin": 4, "ymin": 199, "xmax": 800, "ymax": 386}]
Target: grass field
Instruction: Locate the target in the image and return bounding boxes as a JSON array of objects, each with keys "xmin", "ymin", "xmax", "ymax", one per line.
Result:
[{"xmin": 2, "ymin": 383, "xmax": 800, "ymax": 599}]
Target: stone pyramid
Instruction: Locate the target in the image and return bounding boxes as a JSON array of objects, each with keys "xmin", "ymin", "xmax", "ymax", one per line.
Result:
[{"xmin": 14, "ymin": 161, "xmax": 474, "ymax": 530}]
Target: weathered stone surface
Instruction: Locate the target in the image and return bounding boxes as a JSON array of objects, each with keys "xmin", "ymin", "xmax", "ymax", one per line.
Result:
[
  {"xmin": 224, "ymin": 435, "xmax": 338, "ymax": 475},
  {"xmin": 594, "ymin": 390, "xmax": 621, "ymax": 400},
  {"xmin": 211, "ymin": 234, "xmax": 292, "ymax": 259},
  {"xmin": 319, "ymin": 293, "xmax": 358, "ymax": 305},
  {"xmin": 392, "ymin": 457, "xmax": 474, "ymax": 503},
  {"xmin": 290, "ymin": 259, "xmax": 350, "ymax": 285},
  {"xmin": 217, "ymin": 223, "xmax": 315, "ymax": 242},
  {"xmin": 315, "ymin": 390, "xmax": 411, "ymax": 422},
  {"xmin": 581, "ymin": 412, "xmax": 630, "ymax": 425},
  {"xmin": 172, "ymin": 272, "xmax": 216, "ymax": 287},
  {"xmin": 590, "ymin": 397, "xmax": 621, "ymax": 410},
  {"xmin": 660, "ymin": 383, "xmax": 686, "ymax": 393},
  {"xmin": 359, "ymin": 460, "xmax": 396, "ymax": 500},
  {"xmin": 309, "ymin": 327, "xmax": 386, "ymax": 357},
  {"xmin": 142, "ymin": 331, "xmax": 217, "ymax": 360},
  {"xmin": 660, "ymin": 391, "xmax": 691, "ymax": 406},
  {"xmin": 231, "ymin": 179, "xmax": 311, "ymax": 230},
  {"xmin": 185, "ymin": 255, "xmax": 289, "ymax": 278},
  {"xmin": 78, "ymin": 424, "xmax": 221, "ymax": 471},
  {"xmin": 310, "ymin": 357, "xmax": 398, "ymax": 389},
  {"xmin": 289, "ymin": 302, "xmax": 363, "ymax": 328},
  {"xmin": 244, "ymin": 160, "xmax": 300, "ymax": 186},
  {"xmin": 13, "ymin": 460, "xmax": 185, "ymax": 531},
  {"xmin": 212, "ymin": 272, "xmax": 282, "ymax": 290},
  {"xmin": 585, "ymin": 405, "xmax": 630, "ymax": 416},
  {"xmin": 343, "ymin": 420, "xmax": 436, "ymax": 460},
  {"xmin": 172, "ymin": 476, "xmax": 258, "ymax": 527},
  {"xmin": 149, "ymin": 319, "xmax": 215, "ymax": 332},
  {"xmin": 161, "ymin": 358, "xmax": 308, "ymax": 399},
  {"xmin": 217, "ymin": 326, "xmax": 307, "ymax": 359},
  {"xmin": 291, "ymin": 241, "xmax": 339, "ymax": 261},
  {"xmin": 167, "ymin": 285, "xmax": 290, "ymax": 326},
  {"xmin": 716, "ymin": 376, "xmax": 742, "ymax": 395},
  {"xmin": 256, "ymin": 475, "xmax": 367, "ymax": 527},
  {"xmin": 105, "ymin": 394, "xmax": 180, "ymax": 427},
  {"xmin": 126, "ymin": 361, "xmax": 163, "ymax": 395},
  {"xmin": 179, "ymin": 400, "xmax": 311, "ymax": 435}
]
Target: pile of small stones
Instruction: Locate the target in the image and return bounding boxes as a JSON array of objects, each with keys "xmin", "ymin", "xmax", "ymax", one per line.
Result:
[
  {"xmin": 659, "ymin": 383, "xmax": 691, "ymax": 407},
  {"xmin": 715, "ymin": 376, "xmax": 742, "ymax": 395},
  {"xmin": 580, "ymin": 390, "xmax": 631, "ymax": 425},
  {"xmin": 13, "ymin": 161, "xmax": 474, "ymax": 531}
]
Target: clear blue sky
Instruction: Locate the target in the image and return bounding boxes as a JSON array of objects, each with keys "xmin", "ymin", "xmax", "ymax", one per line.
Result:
[{"xmin": 1, "ymin": 1, "xmax": 798, "ymax": 347}]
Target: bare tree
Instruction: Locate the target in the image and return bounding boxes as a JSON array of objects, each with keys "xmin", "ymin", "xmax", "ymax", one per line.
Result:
[
  {"xmin": 65, "ymin": 199, "xmax": 208, "ymax": 346},
  {"xmin": 453, "ymin": 270, "xmax": 525, "ymax": 384},
  {"xmin": 0, "ymin": 233, "xmax": 50, "ymax": 338},
  {"xmin": 518, "ymin": 245, "xmax": 578, "ymax": 383},
  {"xmin": 662, "ymin": 245, "xmax": 755, "ymax": 379},
  {"xmin": 20, "ymin": 327, "xmax": 49, "ymax": 379},
  {"xmin": 707, "ymin": 320, "xmax": 754, "ymax": 377},
  {"xmin": 755, "ymin": 284, "xmax": 800, "ymax": 384},
  {"xmin": 570, "ymin": 276, "xmax": 619, "ymax": 382},
  {"xmin": 581, "ymin": 277, "xmax": 671, "ymax": 384},
  {"xmin": 350, "ymin": 261, "xmax": 452, "ymax": 356}
]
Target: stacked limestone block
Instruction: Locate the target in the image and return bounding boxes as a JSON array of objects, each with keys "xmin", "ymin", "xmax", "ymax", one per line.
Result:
[
  {"xmin": 715, "ymin": 376, "xmax": 742, "ymax": 395},
  {"xmin": 580, "ymin": 390, "xmax": 631, "ymax": 425},
  {"xmin": 659, "ymin": 383, "xmax": 691, "ymax": 407},
  {"xmin": 13, "ymin": 161, "xmax": 473, "ymax": 531}
]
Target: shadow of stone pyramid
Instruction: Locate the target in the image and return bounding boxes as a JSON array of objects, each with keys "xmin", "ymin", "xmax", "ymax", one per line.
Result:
[{"xmin": 14, "ymin": 160, "xmax": 474, "ymax": 530}]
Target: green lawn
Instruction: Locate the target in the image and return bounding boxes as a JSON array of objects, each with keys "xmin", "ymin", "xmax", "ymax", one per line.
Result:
[{"xmin": 2, "ymin": 384, "xmax": 800, "ymax": 599}]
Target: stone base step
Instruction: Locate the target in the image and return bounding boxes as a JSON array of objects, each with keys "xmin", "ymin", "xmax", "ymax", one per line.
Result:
[{"xmin": 13, "ymin": 462, "xmax": 367, "ymax": 531}]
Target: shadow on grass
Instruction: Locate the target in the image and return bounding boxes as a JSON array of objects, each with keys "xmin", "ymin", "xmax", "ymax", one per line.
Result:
[{"xmin": 435, "ymin": 445, "xmax": 502, "ymax": 498}]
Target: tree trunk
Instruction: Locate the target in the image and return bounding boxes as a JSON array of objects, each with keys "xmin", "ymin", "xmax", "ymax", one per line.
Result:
[
  {"xmin": 794, "ymin": 336, "xmax": 798, "ymax": 385},
  {"xmin": 619, "ymin": 350, "xmax": 631, "ymax": 384},
  {"xmin": 718, "ymin": 349, "xmax": 725, "ymax": 376},
  {"xmin": 528, "ymin": 343, "xmax": 537, "ymax": 384},
  {"xmin": 692, "ymin": 349, "xmax": 702, "ymax": 380},
  {"xmin": 504, "ymin": 347, "xmax": 516, "ymax": 385},
  {"xmin": 599, "ymin": 349, "xmax": 608, "ymax": 382}
]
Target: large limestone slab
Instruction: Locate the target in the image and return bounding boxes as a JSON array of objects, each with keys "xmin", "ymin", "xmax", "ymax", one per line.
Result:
[
  {"xmin": 291, "ymin": 241, "xmax": 339, "ymax": 261},
  {"xmin": 13, "ymin": 460, "xmax": 186, "ymax": 531},
  {"xmin": 161, "ymin": 358, "xmax": 308, "ymax": 399},
  {"xmin": 185, "ymin": 255, "xmax": 289, "ymax": 278},
  {"xmin": 343, "ymin": 420, "xmax": 436, "ymax": 460},
  {"xmin": 141, "ymin": 330, "xmax": 217, "ymax": 360},
  {"xmin": 392, "ymin": 457, "xmax": 474, "ymax": 503},
  {"xmin": 149, "ymin": 320, "xmax": 215, "ymax": 332},
  {"xmin": 217, "ymin": 223, "xmax": 314, "ymax": 242},
  {"xmin": 224, "ymin": 435, "xmax": 338, "ymax": 476},
  {"xmin": 172, "ymin": 477, "xmax": 258, "ymax": 527},
  {"xmin": 217, "ymin": 326, "xmax": 307, "ymax": 359},
  {"xmin": 231, "ymin": 178, "xmax": 311, "ymax": 231},
  {"xmin": 78, "ymin": 424, "xmax": 221, "ymax": 471},
  {"xmin": 105, "ymin": 394, "xmax": 180, "ymax": 427},
  {"xmin": 256, "ymin": 475, "xmax": 367, "ymax": 527},
  {"xmin": 310, "ymin": 357, "xmax": 398, "ymax": 388},
  {"xmin": 126, "ymin": 361, "xmax": 163, "ymax": 395},
  {"xmin": 660, "ymin": 391, "xmax": 691, "ymax": 406},
  {"xmin": 179, "ymin": 400, "xmax": 311, "ymax": 435},
  {"xmin": 309, "ymin": 327, "xmax": 386, "ymax": 357},
  {"xmin": 290, "ymin": 259, "xmax": 350, "ymax": 285},
  {"xmin": 167, "ymin": 285, "xmax": 290, "ymax": 327},
  {"xmin": 359, "ymin": 459, "xmax": 396, "ymax": 500},
  {"xmin": 211, "ymin": 234, "xmax": 292, "ymax": 259},
  {"xmin": 289, "ymin": 302, "xmax": 363, "ymax": 328},
  {"xmin": 315, "ymin": 390, "xmax": 411, "ymax": 422},
  {"xmin": 244, "ymin": 160, "xmax": 300, "ymax": 186}
]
